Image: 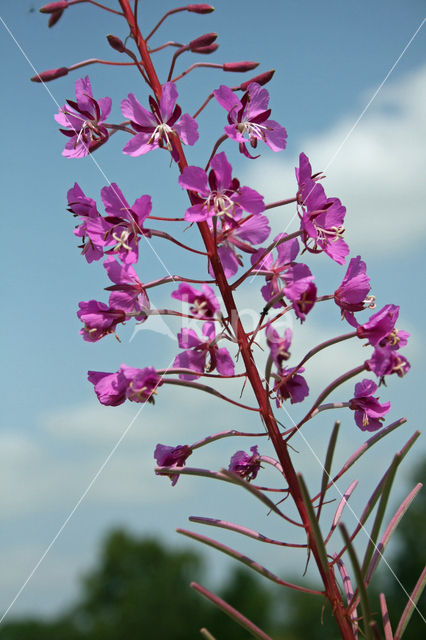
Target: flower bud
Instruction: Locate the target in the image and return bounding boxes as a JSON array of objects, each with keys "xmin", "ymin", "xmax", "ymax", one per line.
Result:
[
  {"xmin": 107, "ymin": 34, "xmax": 126, "ymax": 53},
  {"xmin": 240, "ymin": 69, "xmax": 275, "ymax": 90},
  {"xmin": 189, "ymin": 32, "xmax": 217, "ymax": 51},
  {"xmin": 191, "ymin": 43, "xmax": 219, "ymax": 55},
  {"xmin": 187, "ymin": 4, "xmax": 215, "ymax": 13},
  {"xmin": 223, "ymin": 61, "xmax": 259, "ymax": 73},
  {"xmin": 39, "ymin": 1, "xmax": 68, "ymax": 12},
  {"xmin": 31, "ymin": 66, "xmax": 69, "ymax": 82}
]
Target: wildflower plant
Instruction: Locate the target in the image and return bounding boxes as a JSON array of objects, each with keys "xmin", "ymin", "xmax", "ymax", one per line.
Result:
[{"xmin": 34, "ymin": 2, "xmax": 424, "ymax": 638}]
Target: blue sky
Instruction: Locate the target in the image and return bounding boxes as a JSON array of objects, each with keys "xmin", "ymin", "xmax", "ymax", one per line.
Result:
[{"xmin": 1, "ymin": 0, "xmax": 425, "ymax": 620}]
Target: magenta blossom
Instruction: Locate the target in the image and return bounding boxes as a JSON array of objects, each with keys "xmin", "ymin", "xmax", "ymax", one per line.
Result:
[
  {"xmin": 77, "ymin": 300, "xmax": 126, "ymax": 342},
  {"xmin": 67, "ymin": 183, "xmax": 109, "ymax": 263},
  {"xmin": 252, "ymin": 235, "xmax": 317, "ymax": 322},
  {"xmin": 88, "ymin": 365, "xmax": 162, "ymax": 406},
  {"xmin": 98, "ymin": 183, "xmax": 152, "ymax": 264},
  {"xmin": 154, "ymin": 444, "xmax": 193, "ymax": 486},
  {"xmin": 266, "ymin": 324, "xmax": 292, "ymax": 369},
  {"xmin": 334, "ymin": 255, "xmax": 373, "ymax": 322},
  {"xmin": 173, "ymin": 322, "xmax": 234, "ymax": 380},
  {"xmin": 349, "ymin": 379, "xmax": 391, "ymax": 432},
  {"xmin": 214, "ymin": 83, "xmax": 287, "ymax": 158},
  {"xmin": 229, "ymin": 446, "xmax": 261, "ymax": 481},
  {"xmin": 356, "ymin": 304, "xmax": 400, "ymax": 347},
  {"xmin": 104, "ymin": 257, "xmax": 149, "ymax": 322},
  {"xmin": 365, "ymin": 345, "xmax": 410, "ymax": 380},
  {"xmin": 171, "ymin": 283, "xmax": 220, "ymax": 319},
  {"xmin": 87, "ymin": 369, "xmax": 128, "ymax": 406},
  {"xmin": 296, "ymin": 153, "xmax": 349, "ymax": 265},
  {"xmin": 179, "ymin": 152, "xmax": 264, "ymax": 222},
  {"xmin": 55, "ymin": 76, "xmax": 111, "ymax": 158},
  {"xmin": 121, "ymin": 82, "xmax": 198, "ymax": 161},
  {"xmin": 273, "ymin": 367, "xmax": 309, "ymax": 406},
  {"xmin": 209, "ymin": 212, "xmax": 271, "ymax": 278},
  {"xmin": 121, "ymin": 365, "xmax": 163, "ymax": 403}
]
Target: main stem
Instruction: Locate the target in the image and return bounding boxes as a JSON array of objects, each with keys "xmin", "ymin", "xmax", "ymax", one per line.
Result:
[{"xmin": 118, "ymin": 2, "xmax": 354, "ymax": 636}]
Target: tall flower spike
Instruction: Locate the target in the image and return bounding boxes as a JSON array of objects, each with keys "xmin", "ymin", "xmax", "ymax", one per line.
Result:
[
  {"xmin": 121, "ymin": 82, "xmax": 198, "ymax": 161},
  {"xmin": 214, "ymin": 82, "xmax": 287, "ymax": 158},
  {"xmin": 55, "ymin": 76, "xmax": 111, "ymax": 158}
]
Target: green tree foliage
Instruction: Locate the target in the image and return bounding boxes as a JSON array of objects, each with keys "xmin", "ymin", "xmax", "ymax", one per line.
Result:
[{"xmin": 382, "ymin": 457, "xmax": 426, "ymax": 639}]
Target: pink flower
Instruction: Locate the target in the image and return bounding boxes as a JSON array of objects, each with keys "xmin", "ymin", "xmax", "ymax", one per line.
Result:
[
  {"xmin": 77, "ymin": 300, "xmax": 126, "ymax": 342},
  {"xmin": 296, "ymin": 153, "xmax": 349, "ymax": 265},
  {"xmin": 173, "ymin": 322, "xmax": 234, "ymax": 380},
  {"xmin": 229, "ymin": 446, "xmax": 261, "ymax": 481},
  {"xmin": 209, "ymin": 212, "xmax": 271, "ymax": 278},
  {"xmin": 121, "ymin": 82, "xmax": 198, "ymax": 160},
  {"xmin": 87, "ymin": 369, "xmax": 128, "ymax": 406},
  {"xmin": 334, "ymin": 255, "xmax": 373, "ymax": 322},
  {"xmin": 179, "ymin": 152, "xmax": 264, "ymax": 222},
  {"xmin": 88, "ymin": 366, "xmax": 162, "ymax": 405},
  {"xmin": 349, "ymin": 379, "xmax": 391, "ymax": 432},
  {"xmin": 154, "ymin": 444, "xmax": 193, "ymax": 486},
  {"xmin": 266, "ymin": 324, "xmax": 292, "ymax": 369},
  {"xmin": 365, "ymin": 345, "xmax": 410, "ymax": 380},
  {"xmin": 103, "ymin": 257, "xmax": 149, "ymax": 322},
  {"xmin": 120, "ymin": 365, "xmax": 163, "ymax": 403},
  {"xmin": 356, "ymin": 304, "xmax": 400, "ymax": 346},
  {"xmin": 214, "ymin": 83, "xmax": 287, "ymax": 158},
  {"xmin": 67, "ymin": 183, "xmax": 109, "ymax": 263},
  {"xmin": 273, "ymin": 367, "xmax": 309, "ymax": 406},
  {"xmin": 171, "ymin": 283, "xmax": 220, "ymax": 319},
  {"xmin": 55, "ymin": 76, "xmax": 111, "ymax": 158},
  {"xmin": 99, "ymin": 183, "xmax": 152, "ymax": 264},
  {"xmin": 252, "ymin": 235, "xmax": 317, "ymax": 322}
]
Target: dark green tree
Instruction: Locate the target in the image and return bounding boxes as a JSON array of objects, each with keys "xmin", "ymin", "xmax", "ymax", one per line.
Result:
[{"xmin": 382, "ymin": 457, "xmax": 426, "ymax": 639}]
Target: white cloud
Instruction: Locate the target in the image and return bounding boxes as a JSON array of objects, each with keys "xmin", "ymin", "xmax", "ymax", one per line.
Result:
[{"xmin": 243, "ymin": 65, "xmax": 426, "ymax": 257}]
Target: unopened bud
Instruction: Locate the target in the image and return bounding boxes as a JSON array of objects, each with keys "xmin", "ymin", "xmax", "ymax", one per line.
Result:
[
  {"xmin": 31, "ymin": 66, "xmax": 69, "ymax": 82},
  {"xmin": 240, "ymin": 69, "xmax": 275, "ymax": 90},
  {"xmin": 187, "ymin": 4, "xmax": 215, "ymax": 13},
  {"xmin": 107, "ymin": 34, "xmax": 126, "ymax": 53},
  {"xmin": 40, "ymin": 1, "xmax": 68, "ymax": 12},
  {"xmin": 223, "ymin": 61, "xmax": 259, "ymax": 73},
  {"xmin": 189, "ymin": 32, "xmax": 217, "ymax": 50},
  {"xmin": 191, "ymin": 43, "xmax": 219, "ymax": 55}
]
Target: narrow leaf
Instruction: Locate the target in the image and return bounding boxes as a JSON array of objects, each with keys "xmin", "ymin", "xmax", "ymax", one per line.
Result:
[
  {"xmin": 340, "ymin": 523, "xmax": 374, "ymax": 640},
  {"xmin": 380, "ymin": 593, "xmax": 394, "ymax": 640},
  {"xmin": 189, "ymin": 516, "xmax": 307, "ymax": 548},
  {"xmin": 394, "ymin": 567, "xmax": 426, "ymax": 640},
  {"xmin": 297, "ymin": 474, "xmax": 329, "ymax": 575},
  {"xmin": 192, "ymin": 582, "xmax": 274, "ymax": 640},
  {"xmin": 334, "ymin": 554, "xmax": 358, "ymax": 639},
  {"xmin": 326, "ymin": 480, "xmax": 358, "ymax": 544},
  {"xmin": 366, "ymin": 483, "xmax": 422, "ymax": 584},
  {"xmin": 317, "ymin": 421, "xmax": 341, "ymax": 519},
  {"xmin": 178, "ymin": 528, "xmax": 322, "ymax": 595},
  {"xmin": 361, "ymin": 454, "xmax": 400, "ymax": 577},
  {"xmin": 339, "ymin": 432, "xmax": 421, "ymax": 552},
  {"xmin": 321, "ymin": 419, "xmax": 407, "ymax": 496}
]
